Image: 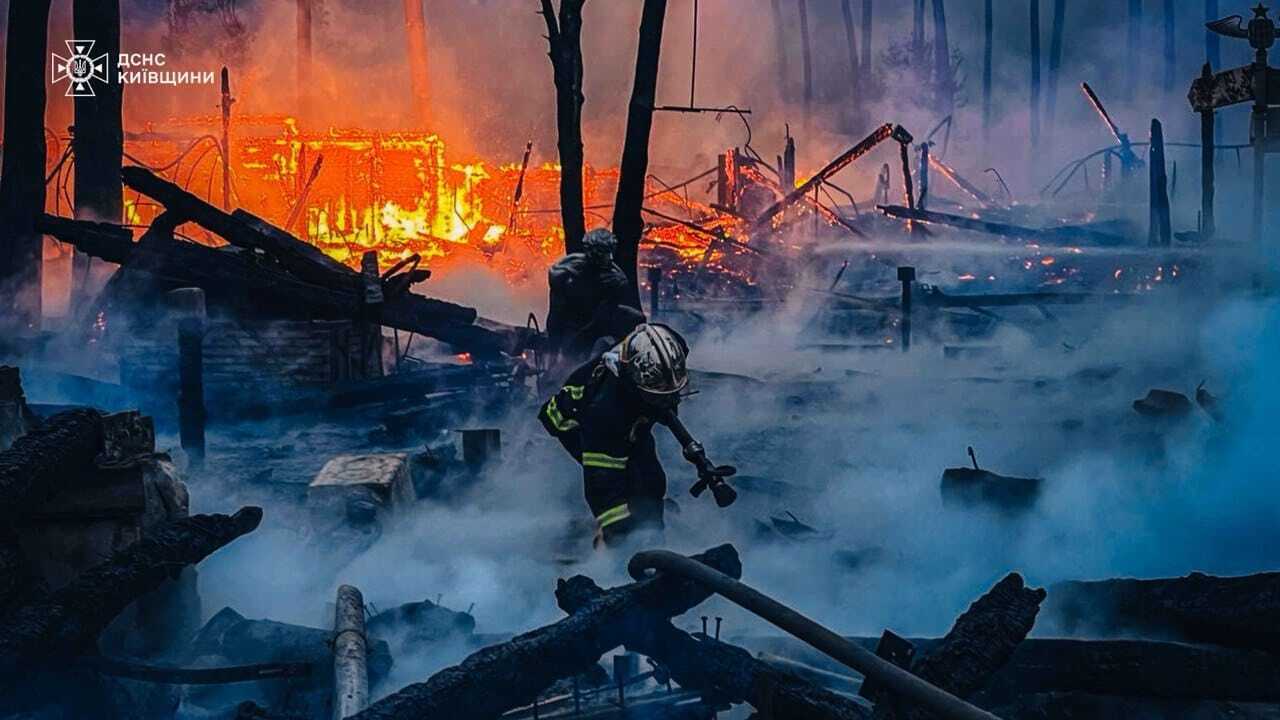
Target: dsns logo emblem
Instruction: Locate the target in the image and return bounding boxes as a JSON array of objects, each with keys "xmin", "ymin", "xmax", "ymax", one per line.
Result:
[{"xmin": 51, "ymin": 40, "xmax": 109, "ymax": 97}]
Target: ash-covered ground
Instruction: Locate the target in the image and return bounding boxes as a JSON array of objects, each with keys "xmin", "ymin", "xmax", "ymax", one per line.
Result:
[{"xmin": 178, "ymin": 255, "xmax": 1275, "ymax": 701}]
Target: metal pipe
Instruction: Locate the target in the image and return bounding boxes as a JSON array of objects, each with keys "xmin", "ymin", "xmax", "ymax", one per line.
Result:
[
  {"xmin": 332, "ymin": 584, "xmax": 369, "ymax": 719},
  {"xmin": 627, "ymin": 550, "xmax": 1004, "ymax": 720}
]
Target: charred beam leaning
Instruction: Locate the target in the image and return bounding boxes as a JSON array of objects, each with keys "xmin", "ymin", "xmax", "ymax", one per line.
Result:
[
  {"xmin": 352, "ymin": 544, "xmax": 741, "ymax": 720},
  {"xmin": 0, "ymin": 508, "xmax": 263, "ymax": 684}
]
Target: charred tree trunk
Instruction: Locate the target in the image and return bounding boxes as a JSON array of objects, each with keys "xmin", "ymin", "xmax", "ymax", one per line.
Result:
[
  {"xmin": 540, "ymin": 0, "xmax": 588, "ymax": 254},
  {"xmin": 0, "ymin": 408, "xmax": 104, "ymax": 520},
  {"xmin": 797, "ymin": 0, "xmax": 815, "ymax": 124},
  {"xmin": 1206, "ymin": 0, "xmax": 1220, "ymax": 67},
  {"xmin": 1045, "ymin": 0, "xmax": 1065, "ymax": 142},
  {"xmin": 912, "ymin": 0, "xmax": 925, "ymax": 60},
  {"xmin": 860, "ymin": 0, "xmax": 873, "ymax": 86},
  {"xmin": 873, "ymin": 573, "xmax": 1045, "ymax": 720},
  {"xmin": 770, "ymin": 0, "xmax": 792, "ymax": 99},
  {"xmin": 1163, "ymin": 0, "xmax": 1176, "ymax": 92},
  {"xmin": 1127, "ymin": 0, "xmax": 1142, "ymax": 98},
  {"xmin": 71, "ymin": 0, "xmax": 124, "ymax": 312},
  {"xmin": 1029, "ymin": 0, "xmax": 1042, "ymax": 151},
  {"xmin": 931, "ymin": 0, "xmax": 952, "ymax": 115},
  {"xmin": 841, "ymin": 0, "xmax": 861, "ymax": 104},
  {"xmin": 612, "ymin": 0, "xmax": 669, "ymax": 311},
  {"xmin": 351, "ymin": 545, "xmax": 740, "ymax": 720},
  {"xmin": 0, "ymin": 508, "xmax": 262, "ymax": 685},
  {"xmin": 0, "ymin": 0, "xmax": 53, "ymax": 333},
  {"xmin": 403, "ymin": 0, "xmax": 430, "ymax": 125},
  {"xmin": 983, "ymin": 0, "xmax": 993, "ymax": 143}
]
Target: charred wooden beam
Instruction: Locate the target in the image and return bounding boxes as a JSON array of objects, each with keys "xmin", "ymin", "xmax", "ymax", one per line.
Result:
[
  {"xmin": 120, "ymin": 166, "xmax": 356, "ymax": 288},
  {"xmin": 351, "ymin": 544, "xmax": 740, "ymax": 720},
  {"xmin": 558, "ymin": 581, "xmax": 872, "ymax": 720},
  {"xmin": 872, "ymin": 573, "xmax": 1043, "ymax": 719},
  {"xmin": 0, "ymin": 507, "xmax": 262, "ymax": 684},
  {"xmin": 540, "ymin": 0, "xmax": 588, "ymax": 254},
  {"xmin": 877, "ymin": 205, "xmax": 1127, "ymax": 245},
  {"xmin": 742, "ymin": 636, "xmax": 1280, "ymax": 705},
  {"xmin": 1042, "ymin": 572, "xmax": 1280, "ymax": 653},
  {"xmin": 38, "ymin": 214, "xmax": 529, "ymax": 355},
  {"xmin": 333, "ymin": 584, "xmax": 370, "ymax": 719},
  {"xmin": 753, "ymin": 124, "xmax": 905, "ymax": 232},
  {"xmin": 613, "ymin": 0, "xmax": 670, "ymax": 311},
  {"xmin": 0, "ymin": 408, "xmax": 103, "ymax": 520}
]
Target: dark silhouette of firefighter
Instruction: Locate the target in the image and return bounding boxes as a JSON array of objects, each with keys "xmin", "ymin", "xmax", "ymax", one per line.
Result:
[
  {"xmin": 545, "ymin": 228, "xmax": 640, "ymax": 368},
  {"xmin": 539, "ymin": 323, "xmax": 737, "ymax": 547}
]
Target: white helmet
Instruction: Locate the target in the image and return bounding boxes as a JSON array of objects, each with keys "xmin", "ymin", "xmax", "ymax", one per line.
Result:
[{"xmin": 618, "ymin": 323, "xmax": 689, "ymax": 397}]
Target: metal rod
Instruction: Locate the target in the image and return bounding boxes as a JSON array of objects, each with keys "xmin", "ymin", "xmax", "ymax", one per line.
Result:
[{"xmin": 627, "ymin": 550, "xmax": 1003, "ymax": 720}]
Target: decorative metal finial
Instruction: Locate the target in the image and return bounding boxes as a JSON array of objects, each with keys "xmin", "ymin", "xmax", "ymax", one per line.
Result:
[{"xmin": 1254, "ymin": 3, "xmax": 1270, "ymax": 19}]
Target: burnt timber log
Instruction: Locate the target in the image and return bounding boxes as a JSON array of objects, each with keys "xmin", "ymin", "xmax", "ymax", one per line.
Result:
[
  {"xmin": 992, "ymin": 692, "xmax": 1280, "ymax": 720},
  {"xmin": 557, "ymin": 581, "xmax": 872, "ymax": 720},
  {"xmin": 120, "ymin": 166, "xmax": 356, "ymax": 288},
  {"xmin": 37, "ymin": 214, "xmax": 524, "ymax": 356},
  {"xmin": 0, "ymin": 507, "xmax": 262, "ymax": 687},
  {"xmin": 740, "ymin": 636, "xmax": 1280, "ymax": 704},
  {"xmin": 872, "ymin": 573, "xmax": 1044, "ymax": 719},
  {"xmin": 1041, "ymin": 572, "xmax": 1280, "ymax": 652},
  {"xmin": 877, "ymin": 205, "xmax": 1127, "ymax": 246},
  {"xmin": 351, "ymin": 544, "xmax": 741, "ymax": 720},
  {"xmin": 0, "ymin": 408, "xmax": 104, "ymax": 520}
]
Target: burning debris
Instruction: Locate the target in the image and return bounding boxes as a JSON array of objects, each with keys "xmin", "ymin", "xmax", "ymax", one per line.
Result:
[{"xmin": 0, "ymin": 0, "xmax": 1277, "ymax": 718}]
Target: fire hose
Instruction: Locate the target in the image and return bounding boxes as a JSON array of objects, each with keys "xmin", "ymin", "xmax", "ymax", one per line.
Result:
[{"xmin": 627, "ymin": 550, "xmax": 1004, "ymax": 720}]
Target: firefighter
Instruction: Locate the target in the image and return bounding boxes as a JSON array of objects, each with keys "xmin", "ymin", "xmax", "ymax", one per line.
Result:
[
  {"xmin": 545, "ymin": 228, "xmax": 638, "ymax": 368},
  {"xmin": 539, "ymin": 323, "xmax": 711, "ymax": 547}
]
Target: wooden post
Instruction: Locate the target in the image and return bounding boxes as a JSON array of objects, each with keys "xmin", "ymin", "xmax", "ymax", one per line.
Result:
[
  {"xmin": 648, "ymin": 265, "xmax": 661, "ymax": 316},
  {"xmin": 540, "ymin": 0, "xmax": 588, "ymax": 253},
  {"xmin": 1206, "ymin": 0, "xmax": 1222, "ymax": 145},
  {"xmin": 918, "ymin": 143, "xmax": 930, "ymax": 210},
  {"xmin": 1030, "ymin": 0, "xmax": 1041, "ymax": 150},
  {"xmin": 333, "ymin": 584, "xmax": 369, "ymax": 719},
  {"xmin": 403, "ymin": 0, "xmax": 430, "ymax": 126},
  {"xmin": 912, "ymin": 0, "xmax": 925, "ymax": 59},
  {"xmin": 72, "ymin": 0, "xmax": 123, "ymax": 312},
  {"xmin": 297, "ymin": 0, "xmax": 312, "ymax": 112},
  {"xmin": 783, "ymin": 134, "xmax": 797, "ymax": 189},
  {"xmin": 932, "ymin": 0, "xmax": 952, "ymax": 114},
  {"xmin": 797, "ymin": 0, "xmax": 814, "ymax": 126},
  {"xmin": 898, "ymin": 266, "xmax": 915, "ymax": 352},
  {"xmin": 1200, "ymin": 64, "xmax": 1216, "ymax": 243},
  {"xmin": 1250, "ymin": 36, "xmax": 1269, "ymax": 248},
  {"xmin": 0, "ymin": 0, "xmax": 52, "ymax": 334},
  {"xmin": 169, "ymin": 288, "xmax": 206, "ymax": 467},
  {"xmin": 219, "ymin": 68, "xmax": 234, "ymax": 211},
  {"xmin": 899, "ymin": 141, "xmax": 916, "ymax": 215},
  {"xmin": 1149, "ymin": 119, "xmax": 1172, "ymax": 247},
  {"xmin": 1046, "ymin": 0, "xmax": 1065, "ymax": 142},
  {"xmin": 612, "ymin": 0, "xmax": 669, "ymax": 311},
  {"xmin": 983, "ymin": 0, "xmax": 993, "ymax": 144}
]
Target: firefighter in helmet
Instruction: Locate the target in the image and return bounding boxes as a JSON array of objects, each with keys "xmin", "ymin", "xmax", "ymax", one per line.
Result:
[
  {"xmin": 539, "ymin": 323, "xmax": 727, "ymax": 547},
  {"xmin": 545, "ymin": 228, "xmax": 639, "ymax": 369}
]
